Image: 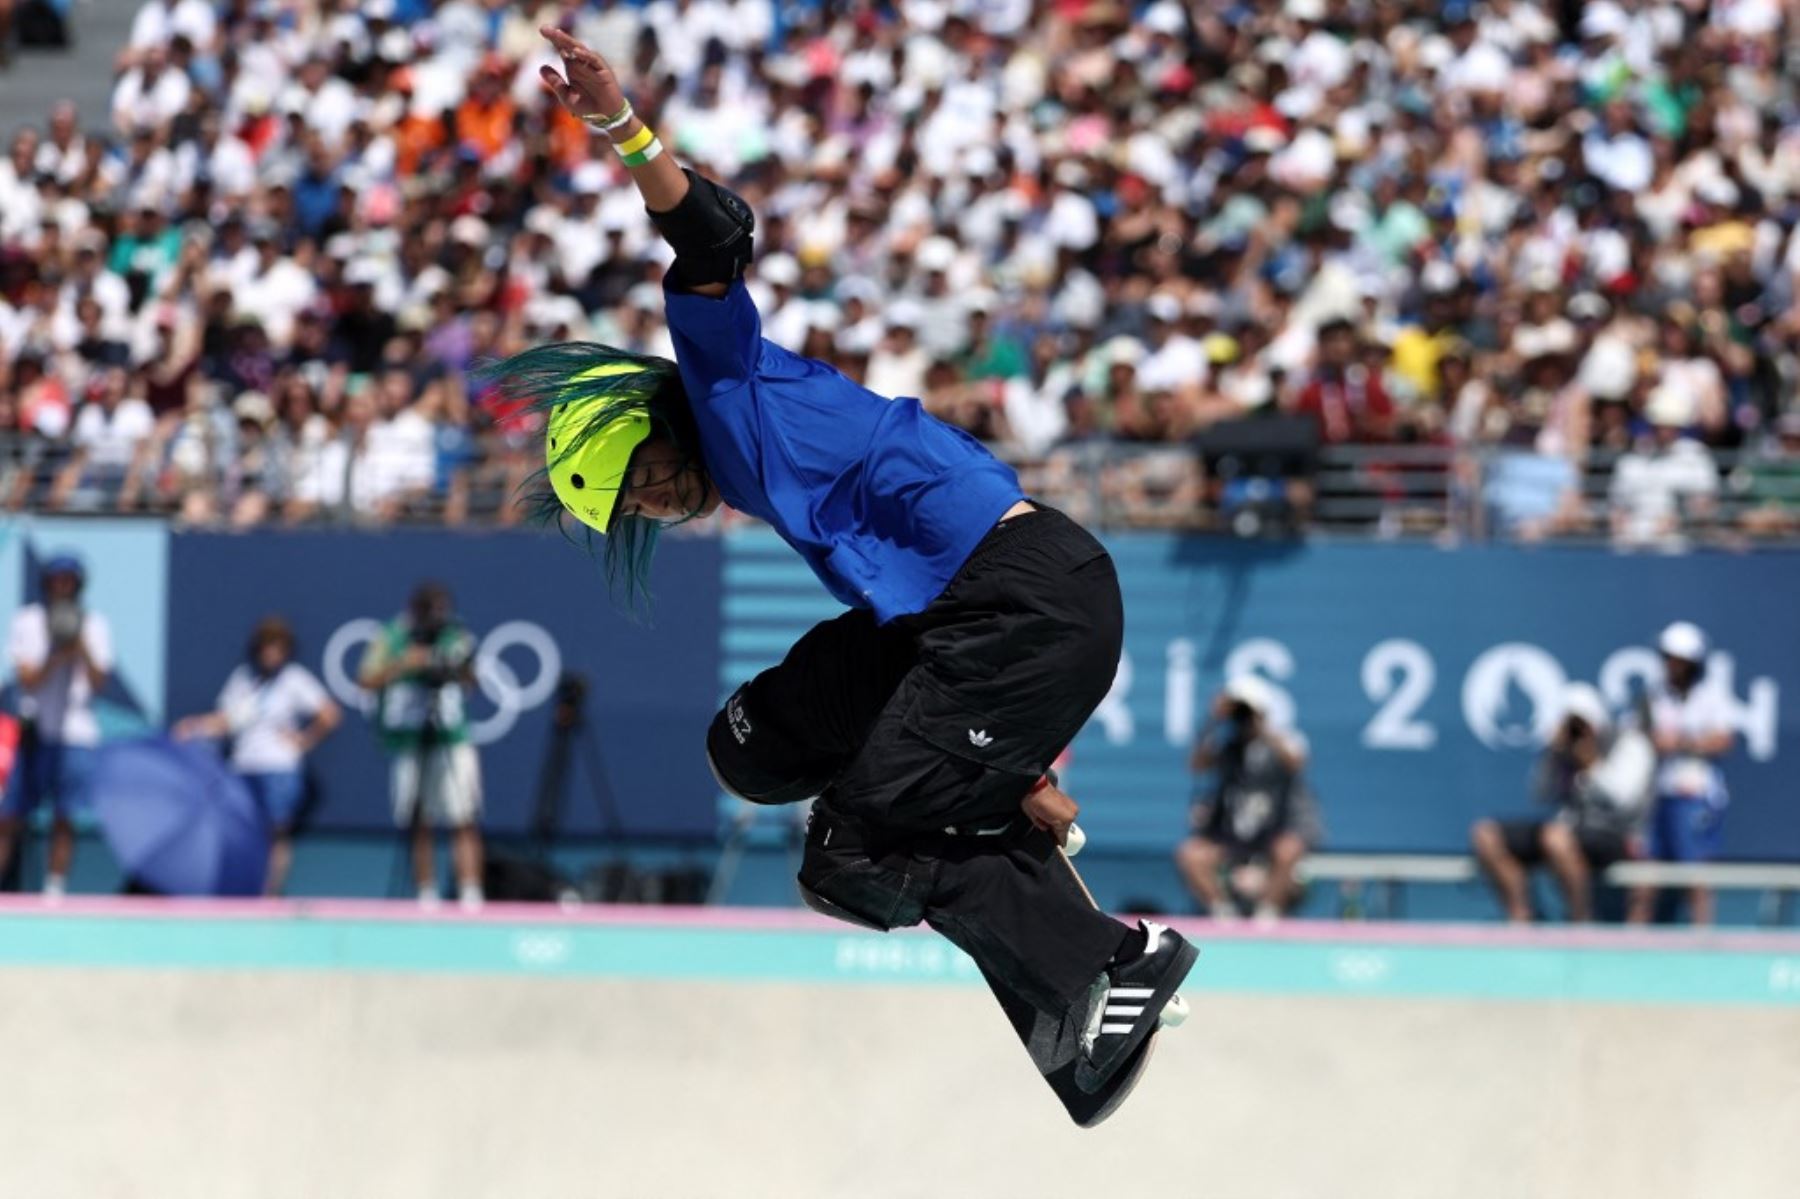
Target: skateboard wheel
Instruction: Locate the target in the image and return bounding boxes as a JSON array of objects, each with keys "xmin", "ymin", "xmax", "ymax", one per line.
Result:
[
  {"xmin": 1159, "ymin": 993, "xmax": 1190, "ymax": 1028},
  {"xmin": 1063, "ymin": 823, "xmax": 1086, "ymax": 857}
]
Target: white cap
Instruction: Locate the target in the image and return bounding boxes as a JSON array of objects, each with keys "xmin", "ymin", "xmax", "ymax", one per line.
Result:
[
  {"xmin": 232, "ymin": 390, "xmax": 276, "ymax": 426},
  {"xmin": 343, "ymin": 258, "xmax": 384, "ymax": 286},
  {"xmin": 759, "ymin": 252, "xmax": 800, "ymax": 288},
  {"xmin": 1224, "ymin": 675, "xmax": 1276, "ymax": 716},
  {"xmin": 1644, "ymin": 383, "xmax": 1695, "ymax": 428},
  {"xmin": 1557, "ymin": 683, "xmax": 1611, "ymax": 735},
  {"xmin": 449, "ymin": 215, "xmax": 489, "ymax": 246},
  {"xmin": 1568, "ymin": 291, "xmax": 1611, "ymax": 321},
  {"xmin": 1105, "ymin": 335, "xmax": 1147, "ymax": 367},
  {"xmin": 804, "ymin": 301, "xmax": 842, "ymax": 332},
  {"xmin": 1143, "ymin": 0, "xmax": 1187, "ymax": 35},
  {"xmin": 377, "ymin": 27, "xmax": 412, "ymax": 62},
  {"xmin": 837, "ymin": 276, "xmax": 881, "ymax": 306},
  {"xmin": 887, "ymin": 298, "xmax": 925, "ymax": 330},
  {"xmin": 1242, "ymin": 126, "xmax": 1288, "ymax": 154},
  {"xmin": 1658, "ymin": 621, "xmax": 1708, "ymax": 663},
  {"xmin": 917, "ymin": 236, "xmax": 958, "ymax": 273},
  {"xmin": 1421, "ymin": 260, "xmax": 1460, "ymax": 295},
  {"xmin": 1146, "ymin": 293, "xmax": 1182, "ymax": 323},
  {"xmin": 571, "ymin": 161, "xmax": 608, "ymax": 196},
  {"xmin": 1696, "ymin": 175, "xmax": 1740, "ymax": 209},
  {"xmin": 1580, "ymin": 1, "xmax": 1629, "ymax": 40}
]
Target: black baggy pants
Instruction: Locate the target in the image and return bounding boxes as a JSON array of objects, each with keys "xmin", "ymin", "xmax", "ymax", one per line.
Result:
[{"xmin": 709, "ymin": 507, "xmax": 1130, "ymax": 1010}]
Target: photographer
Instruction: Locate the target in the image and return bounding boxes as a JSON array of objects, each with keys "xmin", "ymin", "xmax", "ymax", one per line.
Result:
[
  {"xmin": 1471, "ymin": 683, "xmax": 1653, "ymax": 924},
  {"xmin": 357, "ymin": 582, "xmax": 485, "ymax": 909},
  {"xmin": 1174, "ymin": 676, "xmax": 1321, "ymax": 922},
  {"xmin": 0, "ymin": 555, "xmax": 112, "ymax": 897},
  {"xmin": 174, "ymin": 616, "xmax": 340, "ymax": 895}
]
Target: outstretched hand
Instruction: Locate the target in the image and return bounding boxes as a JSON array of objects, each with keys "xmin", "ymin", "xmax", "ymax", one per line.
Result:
[{"xmin": 539, "ymin": 26, "xmax": 629, "ymax": 123}]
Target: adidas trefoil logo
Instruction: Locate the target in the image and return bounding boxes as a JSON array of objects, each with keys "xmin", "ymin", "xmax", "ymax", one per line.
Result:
[{"xmin": 967, "ymin": 729, "xmax": 994, "ymax": 748}]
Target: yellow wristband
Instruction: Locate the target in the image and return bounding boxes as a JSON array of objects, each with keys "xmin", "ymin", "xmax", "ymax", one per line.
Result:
[{"xmin": 614, "ymin": 123, "xmax": 656, "ymax": 157}]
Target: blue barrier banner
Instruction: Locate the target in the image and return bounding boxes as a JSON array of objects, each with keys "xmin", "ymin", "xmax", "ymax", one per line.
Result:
[
  {"xmin": 721, "ymin": 532, "xmax": 1800, "ymax": 859},
  {"xmin": 1082, "ymin": 540, "xmax": 1799, "ymax": 858},
  {"xmin": 166, "ymin": 530, "xmax": 722, "ymax": 837}
]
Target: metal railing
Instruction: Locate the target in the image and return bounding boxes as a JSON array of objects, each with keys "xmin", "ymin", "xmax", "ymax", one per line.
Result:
[{"xmin": 1, "ymin": 426, "xmax": 1796, "ymax": 544}]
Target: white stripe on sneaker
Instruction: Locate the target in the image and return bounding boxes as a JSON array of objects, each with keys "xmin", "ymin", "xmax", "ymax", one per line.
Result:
[
  {"xmin": 1099, "ymin": 1023, "xmax": 1135, "ymax": 1034},
  {"xmin": 1110, "ymin": 987, "xmax": 1154, "ymax": 999},
  {"xmin": 1105, "ymin": 1005, "xmax": 1145, "ymax": 1017}
]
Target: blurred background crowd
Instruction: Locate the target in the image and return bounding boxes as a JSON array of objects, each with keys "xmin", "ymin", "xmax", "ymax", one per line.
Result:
[{"xmin": 1, "ymin": 0, "xmax": 1799, "ymax": 543}]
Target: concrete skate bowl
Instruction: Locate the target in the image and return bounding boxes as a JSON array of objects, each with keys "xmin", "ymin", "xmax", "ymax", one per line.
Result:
[{"xmin": 0, "ymin": 900, "xmax": 1795, "ymax": 1199}]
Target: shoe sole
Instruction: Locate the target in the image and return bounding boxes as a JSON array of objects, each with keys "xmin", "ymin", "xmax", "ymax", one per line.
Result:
[
  {"xmin": 1072, "ymin": 1025, "xmax": 1159, "ymax": 1128},
  {"xmin": 1075, "ymin": 937, "xmax": 1200, "ymax": 1095}
]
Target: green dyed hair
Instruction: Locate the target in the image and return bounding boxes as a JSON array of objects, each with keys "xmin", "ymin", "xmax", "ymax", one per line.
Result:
[{"xmin": 478, "ymin": 342, "xmax": 704, "ymax": 611}]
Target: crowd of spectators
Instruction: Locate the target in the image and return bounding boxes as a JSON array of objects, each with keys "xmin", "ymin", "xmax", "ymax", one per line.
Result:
[{"xmin": 2, "ymin": 0, "xmax": 1799, "ymax": 541}]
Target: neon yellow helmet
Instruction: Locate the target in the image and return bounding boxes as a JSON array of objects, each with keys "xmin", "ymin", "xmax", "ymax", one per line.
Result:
[{"xmin": 545, "ymin": 362, "xmax": 654, "ymax": 534}]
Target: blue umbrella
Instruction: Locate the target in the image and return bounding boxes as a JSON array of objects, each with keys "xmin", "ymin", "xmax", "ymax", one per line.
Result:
[{"xmin": 90, "ymin": 737, "xmax": 269, "ymax": 896}]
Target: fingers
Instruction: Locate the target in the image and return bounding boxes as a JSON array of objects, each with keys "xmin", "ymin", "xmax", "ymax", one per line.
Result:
[
  {"xmin": 540, "ymin": 24, "xmax": 604, "ymax": 69},
  {"xmin": 538, "ymin": 64, "xmax": 578, "ymax": 110}
]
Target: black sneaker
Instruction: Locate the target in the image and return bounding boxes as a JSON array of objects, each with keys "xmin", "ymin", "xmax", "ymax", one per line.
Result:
[{"xmin": 1074, "ymin": 920, "xmax": 1198, "ymax": 1094}]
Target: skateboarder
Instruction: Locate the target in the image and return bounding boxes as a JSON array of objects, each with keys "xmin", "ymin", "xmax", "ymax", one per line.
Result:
[{"xmin": 499, "ymin": 26, "xmax": 1198, "ymax": 1112}]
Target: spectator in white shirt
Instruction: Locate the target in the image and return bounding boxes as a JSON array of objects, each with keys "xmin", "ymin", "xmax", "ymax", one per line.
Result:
[
  {"xmin": 126, "ymin": 0, "xmax": 217, "ymax": 59},
  {"xmin": 289, "ymin": 385, "xmax": 432, "ymax": 522},
  {"xmin": 175, "ymin": 617, "xmax": 340, "ymax": 895},
  {"xmin": 0, "ymin": 555, "xmax": 113, "ymax": 898},
  {"xmin": 1582, "ymin": 98, "xmax": 1655, "ymax": 194},
  {"xmin": 1137, "ymin": 294, "xmax": 1208, "ymax": 400},
  {"xmin": 32, "ymin": 103, "xmax": 89, "ymax": 186},
  {"xmin": 54, "ymin": 367, "xmax": 156, "ymax": 510},
  {"xmin": 1608, "ymin": 385, "xmax": 1719, "ymax": 550},
  {"xmin": 864, "ymin": 302, "xmax": 931, "ymax": 400},
  {"xmin": 111, "ymin": 46, "xmax": 194, "ymax": 136},
  {"xmin": 1628, "ymin": 622, "xmax": 1737, "ymax": 926}
]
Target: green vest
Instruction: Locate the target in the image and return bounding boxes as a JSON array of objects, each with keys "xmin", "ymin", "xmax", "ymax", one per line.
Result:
[{"xmin": 371, "ymin": 619, "xmax": 476, "ymax": 750}]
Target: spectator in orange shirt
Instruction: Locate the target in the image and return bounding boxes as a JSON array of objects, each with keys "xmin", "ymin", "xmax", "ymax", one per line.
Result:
[
  {"xmin": 389, "ymin": 68, "xmax": 447, "ymax": 178},
  {"xmin": 454, "ymin": 57, "xmax": 516, "ymax": 165}
]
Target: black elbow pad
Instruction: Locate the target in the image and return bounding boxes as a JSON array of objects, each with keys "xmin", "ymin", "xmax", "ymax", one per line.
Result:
[{"xmin": 650, "ymin": 168, "xmax": 756, "ymax": 289}]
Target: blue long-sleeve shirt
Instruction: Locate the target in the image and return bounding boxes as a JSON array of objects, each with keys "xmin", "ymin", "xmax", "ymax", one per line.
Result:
[{"xmin": 663, "ymin": 280, "xmax": 1024, "ymax": 623}]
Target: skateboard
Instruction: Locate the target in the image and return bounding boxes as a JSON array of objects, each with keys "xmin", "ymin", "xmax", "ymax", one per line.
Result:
[{"xmin": 977, "ymin": 823, "xmax": 1191, "ymax": 1128}]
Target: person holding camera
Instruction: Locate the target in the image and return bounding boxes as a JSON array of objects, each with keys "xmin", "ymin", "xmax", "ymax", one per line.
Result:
[
  {"xmin": 1174, "ymin": 675, "xmax": 1321, "ymax": 922},
  {"xmin": 1471, "ymin": 683, "xmax": 1654, "ymax": 924},
  {"xmin": 357, "ymin": 582, "xmax": 485, "ymax": 909},
  {"xmin": 174, "ymin": 616, "xmax": 340, "ymax": 895},
  {"xmin": 0, "ymin": 554, "xmax": 112, "ymax": 897}
]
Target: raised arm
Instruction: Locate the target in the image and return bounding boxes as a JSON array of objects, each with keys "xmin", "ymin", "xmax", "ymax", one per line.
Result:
[{"xmin": 539, "ymin": 27, "xmax": 753, "ymax": 300}]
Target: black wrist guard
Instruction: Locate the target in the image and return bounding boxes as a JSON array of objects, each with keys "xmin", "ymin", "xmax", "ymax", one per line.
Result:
[{"xmin": 650, "ymin": 168, "xmax": 756, "ymax": 289}]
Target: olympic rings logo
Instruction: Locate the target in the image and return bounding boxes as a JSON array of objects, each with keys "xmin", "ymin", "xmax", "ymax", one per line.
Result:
[
  {"xmin": 321, "ymin": 618, "xmax": 563, "ymax": 746},
  {"xmin": 512, "ymin": 932, "xmax": 572, "ymax": 968}
]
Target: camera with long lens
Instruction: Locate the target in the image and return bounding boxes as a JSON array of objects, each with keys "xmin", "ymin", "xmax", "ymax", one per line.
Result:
[
  {"xmin": 409, "ymin": 621, "xmax": 462, "ymax": 687},
  {"xmin": 45, "ymin": 599, "xmax": 83, "ymax": 646}
]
